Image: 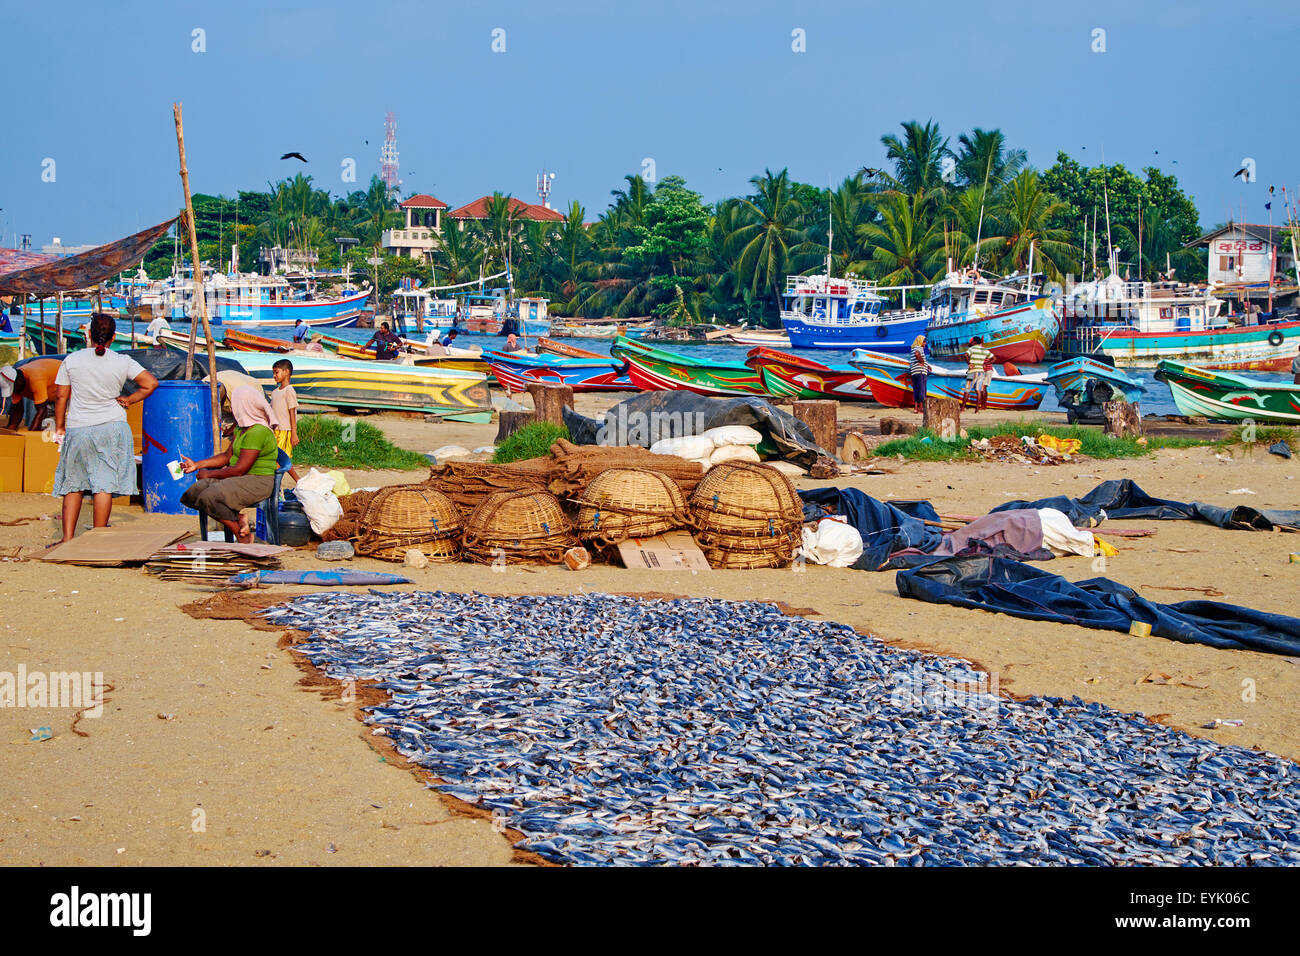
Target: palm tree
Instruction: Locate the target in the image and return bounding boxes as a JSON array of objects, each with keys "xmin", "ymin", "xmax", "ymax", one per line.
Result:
[
  {"xmin": 730, "ymin": 168, "xmax": 806, "ymax": 315},
  {"xmin": 880, "ymin": 121, "xmax": 951, "ymax": 195},
  {"xmin": 433, "ymin": 219, "xmax": 483, "ymax": 286},
  {"xmin": 608, "ymin": 174, "xmax": 653, "ymax": 233},
  {"xmin": 859, "ymin": 190, "xmax": 945, "ymax": 288},
  {"xmin": 955, "ymin": 128, "xmax": 1027, "ymax": 190},
  {"xmin": 983, "ymin": 171, "xmax": 1079, "ymax": 279},
  {"xmin": 826, "ymin": 171, "xmax": 880, "ymax": 276}
]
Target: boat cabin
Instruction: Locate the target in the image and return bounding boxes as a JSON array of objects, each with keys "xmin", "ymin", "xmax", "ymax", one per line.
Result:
[
  {"xmin": 1064, "ymin": 275, "xmax": 1224, "ymax": 333},
  {"xmin": 781, "ymin": 274, "xmax": 883, "ymax": 325},
  {"xmin": 926, "ymin": 273, "xmax": 1031, "ymax": 325}
]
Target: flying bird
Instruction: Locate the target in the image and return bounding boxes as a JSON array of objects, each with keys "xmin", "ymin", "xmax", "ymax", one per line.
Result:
[
  {"xmin": 280, "ymin": 152, "xmax": 308, "ymax": 163},
  {"xmin": 1233, "ymin": 166, "xmax": 1250, "ymax": 180}
]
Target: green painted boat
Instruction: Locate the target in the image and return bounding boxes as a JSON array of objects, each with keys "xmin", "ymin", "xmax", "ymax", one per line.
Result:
[
  {"xmin": 1155, "ymin": 360, "xmax": 1300, "ymax": 423},
  {"xmin": 609, "ymin": 335, "xmax": 767, "ymax": 396},
  {"xmin": 25, "ymin": 316, "xmax": 145, "ymax": 354}
]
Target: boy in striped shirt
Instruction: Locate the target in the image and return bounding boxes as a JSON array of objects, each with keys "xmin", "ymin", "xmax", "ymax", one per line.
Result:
[{"xmin": 965, "ymin": 337, "xmax": 994, "ymax": 411}]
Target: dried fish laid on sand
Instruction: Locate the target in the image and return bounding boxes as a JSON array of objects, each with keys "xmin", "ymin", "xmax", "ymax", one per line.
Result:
[{"xmin": 265, "ymin": 592, "xmax": 1300, "ymax": 867}]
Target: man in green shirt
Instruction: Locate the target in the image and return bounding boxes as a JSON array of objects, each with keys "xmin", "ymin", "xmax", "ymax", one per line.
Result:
[{"xmin": 964, "ymin": 337, "xmax": 994, "ymax": 411}]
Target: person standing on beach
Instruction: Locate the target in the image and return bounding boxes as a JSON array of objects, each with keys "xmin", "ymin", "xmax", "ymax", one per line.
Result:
[
  {"xmin": 50, "ymin": 314, "xmax": 158, "ymax": 543},
  {"xmin": 270, "ymin": 358, "xmax": 301, "ymax": 483},
  {"xmin": 1292, "ymin": 345, "xmax": 1300, "ymax": 384},
  {"xmin": 179, "ymin": 386, "xmax": 280, "ymax": 543},
  {"xmin": 365, "ymin": 322, "xmax": 402, "ymax": 360},
  {"xmin": 908, "ymin": 335, "xmax": 929, "ymax": 415},
  {"xmin": 145, "ymin": 309, "xmax": 171, "ymax": 345},
  {"xmin": 964, "ymin": 337, "xmax": 994, "ymax": 411},
  {"xmin": 503, "ymin": 333, "xmax": 524, "ymax": 354}
]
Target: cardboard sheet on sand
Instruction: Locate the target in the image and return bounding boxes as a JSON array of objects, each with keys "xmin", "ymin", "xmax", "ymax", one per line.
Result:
[{"xmin": 39, "ymin": 526, "xmax": 191, "ymax": 566}]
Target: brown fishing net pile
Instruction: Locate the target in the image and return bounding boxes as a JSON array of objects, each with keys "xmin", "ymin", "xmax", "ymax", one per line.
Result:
[
  {"xmin": 323, "ymin": 489, "xmax": 378, "ymax": 542},
  {"xmin": 421, "ymin": 439, "xmax": 704, "ymax": 519}
]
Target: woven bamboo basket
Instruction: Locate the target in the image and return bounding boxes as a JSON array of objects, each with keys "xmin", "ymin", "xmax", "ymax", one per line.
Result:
[
  {"xmin": 355, "ymin": 486, "xmax": 463, "ymax": 563},
  {"xmin": 570, "ymin": 468, "xmax": 690, "ymax": 545},
  {"xmin": 689, "ymin": 461, "xmax": 803, "ymax": 538},
  {"xmin": 463, "ymin": 490, "xmax": 577, "ymax": 565},
  {"xmin": 696, "ymin": 537, "xmax": 797, "ymax": 569}
]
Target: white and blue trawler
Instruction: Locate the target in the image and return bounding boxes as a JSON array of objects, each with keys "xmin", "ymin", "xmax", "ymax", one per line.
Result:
[{"xmin": 779, "ymin": 273, "xmax": 927, "ymax": 351}]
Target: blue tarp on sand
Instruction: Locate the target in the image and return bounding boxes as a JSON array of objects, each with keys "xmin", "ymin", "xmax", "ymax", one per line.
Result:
[{"xmin": 896, "ymin": 555, "xmax": 1300, "ymax": 656}]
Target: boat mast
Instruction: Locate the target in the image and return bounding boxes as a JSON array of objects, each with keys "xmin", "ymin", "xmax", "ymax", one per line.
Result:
[
  {"xmin": 1100, "ymin": 146, "xmax": 1114, "ymax": 272},
  {"xmin": 972, "ymin": 152, "xmax": 994, "ymax": 276}
]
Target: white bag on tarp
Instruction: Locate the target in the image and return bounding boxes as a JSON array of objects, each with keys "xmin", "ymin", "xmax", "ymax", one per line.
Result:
[
  {"xmin": 649, "ymin": 434, "xmax": 715, "ymax": 461},
  {"xmin": 1037, "ymin": 507, "xmax": 1096, "ymax": 557},
  {"xmin": 293, "ymin": 467, "xmax": 344, "ymax": 535},
  {"xmin": 799, "ymin": 517, "xmax": 864, "ymax": 568},
  {"xmin": 708, "ymin": 444, "xmax": 761, "ymax": 466},
  {"xmin": 701, "ymin": 424, "xmax": 763, "ymax": 448}
]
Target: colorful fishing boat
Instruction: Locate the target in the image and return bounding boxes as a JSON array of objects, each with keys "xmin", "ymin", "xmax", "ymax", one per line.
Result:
[
  {"xmin": 743, "ymin": 347, "xmax": 874, "ymax": 401},
  {"xmin": 220, "ymin": 328, "xmax": 294, "ymax": 352},
  {"xmin": 536, "ymin": 337, "xmax": 609, "ymax": 360},
  {"xmin": 923, "ymin": 269, "xmax": 1060, "ymax": 364},
  {"xmin": 25, "ymin": 317, "xmax": 145, "ymax": 353},
  {"xmin": 780, "ymin": 274, "xmax": 927, "ymax": 351},
  {"xmin": 1154, "ymin": 361, "xmax": 1300, "ymax": 423},
  {"xmin": 142, "ymin": 269, "xmax": 370, "ymax": 328},
  {"xmin": 227, "ymin": 350, "xmax": 494, "ymax": 422},
  {"xmin": 314, "ymin": 332, "xmax": 490, "ymax": 375},
  {"xmin": 1045, "ymin": 356, "xmax": 1145, "ymax": 404},
  {"xmin": 610, "ymin": 336, "xmax": 767, "ymax": 396},
  {"xmin": 485, "ymin": 351, "xmax": 636, "ymax": 393},
  {"xmin": 1056, "ymin": 274, "xmax": 1300, "ymax": 370},
  {"xmin": 849, "ymin": 349, "xmax": 1048, "ymax": 411}
]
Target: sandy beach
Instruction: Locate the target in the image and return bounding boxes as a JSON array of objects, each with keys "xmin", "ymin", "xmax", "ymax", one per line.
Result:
[{"xmin": 2, "ymin": 398, "xmax": 1297, "ymax": 866}]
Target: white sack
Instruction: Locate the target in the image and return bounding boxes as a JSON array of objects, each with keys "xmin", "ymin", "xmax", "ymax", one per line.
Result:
[
  {"xmin": 799, "ymin": 517, "xmax": 864, "ymax": 568},
  {"xmin": 293, "ymin": 467, "xmax": 344, "ymax": 535},
  {"xmin": 649, "ymin": 434, "xmax": 715, "ymax": 461},
  {"xmin": 701, "ymin": 424, "xmax": 763, "ymax": 448},
  {"xmin": 1037, "ymin": 507, "xmax": 1096, "ymax": 557},
  {"xmin": 708, "ymin": 444, "xmax": 762, "ymax": 466}
]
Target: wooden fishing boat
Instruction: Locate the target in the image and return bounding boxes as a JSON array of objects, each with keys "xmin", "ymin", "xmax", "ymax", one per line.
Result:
[
  {"xmin": 536, "ymin": 337, "xmax": 609, "ymax": 360},
  {"xmin": 485, "ymin": 350, "xmax": 636, "ymax": 393},
  {"xmin": 25, "ymin": 317, "xmax": 141, "ymax": 354},
  {"xmin": 743, "ymin": 347, "xmax": 874, "ymax": 401},
  {"xmin": 221, "ymin": 328, "xmax": 294, "ymax": 352},
  {"xmin": 609, "ymin": 335, "xmax": 767, "ymax": 396},
  {"xmin": 314, "ymin": 331, "xmax": 490, "ymax": 375},
  {"xmin": 849, "ymin": 349, "xmax": 1048, "ymax": 410},
  {"xmin": 728, "ymin": 330, "xmax": 792, "ymax": 348},
  {"xmin": 229, "ymin": 350, "xmax": 494, "ymax": 422},
  {"xmin": 1045, "ymin": 357, "xmax": 1145, "ymax": 404},
  {"xmin": 157, "ymin": 328, "xmax": 220, "ymax": 351},
  {"xmin": 1154, "ymin": 361, "xmax": 1300, "ymax": 423}
]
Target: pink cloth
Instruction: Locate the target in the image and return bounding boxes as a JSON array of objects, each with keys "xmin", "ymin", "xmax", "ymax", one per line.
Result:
[{"xmin": 230, "ymin": 385, "xmax": 279, "ymax": 430}]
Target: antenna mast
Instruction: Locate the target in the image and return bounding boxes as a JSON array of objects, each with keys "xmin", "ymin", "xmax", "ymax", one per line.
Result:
[{"xmin": 380, "ymin": 112, "xmax": 401, "ymax": 200}]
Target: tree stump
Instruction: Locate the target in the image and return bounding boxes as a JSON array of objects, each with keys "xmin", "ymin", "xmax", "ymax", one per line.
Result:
[
  {"xmin": 1104, "ymin": 401, "xmax": 1142, "ymax": 437},
  {"xmin": 793, "ymin": 399, "xmax": 838, "ymax": 454},
  {"xmin": 923, "ymin": 397, "xmax": 962, "ymax": 438},
  {"xmin": 842, "ymin": 431, "xmax": 874, "ymax": 462},
  {"xmin": 496, "ymin": 410, "xmax": 535, "ymax": 442},
  {"xmin": 526, "ymin": 383, "xmax": 574, "ymax": 426}
]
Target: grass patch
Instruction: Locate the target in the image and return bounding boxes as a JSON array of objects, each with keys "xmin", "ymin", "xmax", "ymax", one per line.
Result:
[
  {"xmin": 492, "ymin": 421, "xmax": 570, "ymax": 463},
  {"xmin": 875, "ymin": 420, "xmax": 1213, "ymax": 461},
  {"xmin": 293, "ymin": 416, "xmax": 429, "ymax": 471},
  {"xmin": 1216, "ymin": 423, "xmax": 1300, "ymax": 451}
]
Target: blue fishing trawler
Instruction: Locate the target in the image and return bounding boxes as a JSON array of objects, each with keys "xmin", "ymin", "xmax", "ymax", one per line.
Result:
[{"xmin": 780, "ymin": 274, "xmax": 927, "ymax": 351}]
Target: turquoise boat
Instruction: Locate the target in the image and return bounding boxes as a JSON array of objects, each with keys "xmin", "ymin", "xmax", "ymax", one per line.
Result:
[{"xmin": 1045, "ymin": 357, "xmax": 1145, "ymax": 404}]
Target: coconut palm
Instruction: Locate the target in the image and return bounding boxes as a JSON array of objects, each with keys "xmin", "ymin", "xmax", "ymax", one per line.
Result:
[
  {"xmin": 730, "ymin": 168, "xmax": 807, "ymax": 313},
  {"xmin": 859, "ymin": 190, "xmax": 946, "ymax": 288},
  {"xmin": 982, "ymin": 171, "xmax": 1080, "ymax": 279},
  {"xmin": 880, "ymin": 120, "xmax": 952, "ymax": 195},
  {"xmin": 955, "ymin": 128, "xmax": 1027, "ymax": 190}
]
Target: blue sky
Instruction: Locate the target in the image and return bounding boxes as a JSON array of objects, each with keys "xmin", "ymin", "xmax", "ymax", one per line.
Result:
[{"xmin": 1, "ymin": 0, "xmax": 1295, "ymax": 247}]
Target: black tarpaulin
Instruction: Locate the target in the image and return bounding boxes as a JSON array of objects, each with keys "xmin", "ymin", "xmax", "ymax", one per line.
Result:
[
  {"xmin": 800, "ymin": 487, "xmax": 942, "ymax": 570},
  {"xmin": 896, "ymin": 555, "xmax": 1300, "ymax": 656},
  {"xmin": 561, "ymin": 391, "xmax": 832, "ymax": 467}
]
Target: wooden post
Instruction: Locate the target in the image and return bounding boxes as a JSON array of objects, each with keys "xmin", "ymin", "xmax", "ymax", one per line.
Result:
[
  {"xmin": 55, "ymin": 293, "xmax": 64, "ymax": 354},
  {"xmin": 39, "ymin": 297, "xmax": 46, "ymax": 354},
  {"xmin": 793, "ymin": 399, "xmax": 838, "ymax": 455},
  {"xmin": 525, "ymin": 383, "xmax": 574, "ymax": 425},
  {"xmin": 923, "ymin": 396, "xmax": 963, "ymax": 438},
  {"xmin": 1103, "ymin": 401, "xmax": 1142, "ymax": 437},
  {"xmin": 173, "ymin": 102, "xmax": 222, "ymax": 455}
]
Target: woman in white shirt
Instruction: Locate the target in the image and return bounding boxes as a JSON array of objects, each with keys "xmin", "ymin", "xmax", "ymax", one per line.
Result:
[{"xmin": 51, "ymin": 314, "xmax": 158, "ymax": 542}]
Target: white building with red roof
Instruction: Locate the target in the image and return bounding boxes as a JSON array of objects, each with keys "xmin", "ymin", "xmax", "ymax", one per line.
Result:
[
  {"xmin": 446, "ymin": 196, "xmax": 565, "ymax": 223},
  {"xmin": 381, "ymin": 194, "xmax": 449, "ymax": 260}
]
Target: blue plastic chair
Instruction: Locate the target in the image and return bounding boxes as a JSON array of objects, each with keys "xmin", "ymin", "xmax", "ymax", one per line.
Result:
[{"xmin": 198, "ymin": 449, "xmax": 293, "ymax": 545}]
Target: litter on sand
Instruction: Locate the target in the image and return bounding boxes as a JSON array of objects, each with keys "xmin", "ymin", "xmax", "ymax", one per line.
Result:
[{"xmin": 266, "ymin": 591, "xmax": 1300, "ymax": 867}]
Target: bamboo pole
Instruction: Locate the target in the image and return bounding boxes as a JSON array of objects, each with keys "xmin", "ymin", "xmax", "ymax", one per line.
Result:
[
  {"xmin": 39, "ymin": 297, "xmax": 46, "ymax": 354},
  {"xmin": 173, "ymin": 102, "xmax": 221, "ymax": 455},
  {"xmin": 55, "ymin": 292, "xmax": 64, "ymax": 354}
]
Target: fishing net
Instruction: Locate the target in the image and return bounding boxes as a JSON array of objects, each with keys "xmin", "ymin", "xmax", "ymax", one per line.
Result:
[
  {"xmin": 463, "ymin": 490, "xmax": 577, "ymax": 565},
  {"xmin": 355, "ymin": 485, "xmax": 463, "ymax": 563},
  {"xmin": 323, "ymin": 490, "xmax": 378, "ymax": 542}
]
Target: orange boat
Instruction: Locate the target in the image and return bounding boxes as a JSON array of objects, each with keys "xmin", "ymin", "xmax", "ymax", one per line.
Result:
[{"xmin": 221, "ymin": 329, "xmax": 294, "ymax": 353}]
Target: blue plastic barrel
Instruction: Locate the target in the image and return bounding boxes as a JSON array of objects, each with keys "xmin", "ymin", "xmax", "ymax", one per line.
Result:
[{"xmin": 142, "ymin": 380, "xmax": 214, "ymax": 514}]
